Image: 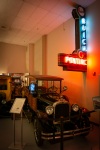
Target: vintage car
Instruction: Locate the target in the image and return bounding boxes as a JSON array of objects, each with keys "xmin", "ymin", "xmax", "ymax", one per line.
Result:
[{"xmin": 24, "ymin": 75, "xmax": 94, "ymax": 147}]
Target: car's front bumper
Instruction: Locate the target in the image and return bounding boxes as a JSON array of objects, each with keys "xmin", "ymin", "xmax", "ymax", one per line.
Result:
[{"xmin": 41, "ymin": 126, "xmax": 91, "ymax": 140}]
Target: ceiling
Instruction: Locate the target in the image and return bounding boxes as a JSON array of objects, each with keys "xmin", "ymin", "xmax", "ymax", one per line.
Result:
[{"xmin": 0, "ymin": 0, "xmax": 96, "ymax": 46}]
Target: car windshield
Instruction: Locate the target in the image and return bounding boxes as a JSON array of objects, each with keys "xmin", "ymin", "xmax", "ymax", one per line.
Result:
[
  {"xmin": 41, "ymin": 92, "xmax": 60, "ymax": 102},
  {"xmin": 25, "ymin": 75, "xmax": 63, "ymax": 94}
]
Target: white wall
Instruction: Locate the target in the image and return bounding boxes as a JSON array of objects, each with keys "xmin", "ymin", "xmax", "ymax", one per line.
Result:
[
  {"xmin": 85, "ymin": 0, "xmax": 100, "ymax": 123},
  {"xmin": 34, "ymin": 0, "xmax": 100, "ymax": 123},
  {"xmin": 47, "ymin": 18, "xmax": 75, "ymax": 76},
  {"xmin": 47, "ymin": 18, "xmax": 84, "ymax": 106},
  {"xmin": 34, "ymin": 38, "xmax": 42, "ymax": 75},
  {"xmin": 0, "ymin": 42, "xmax": 27, "ymax": 73},
  {"xmin": 27, "ymin": 44, "xmax": 34, "ymax": 75}
]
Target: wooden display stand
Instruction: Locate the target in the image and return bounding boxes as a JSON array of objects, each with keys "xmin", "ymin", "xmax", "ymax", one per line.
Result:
[{"xmin": 9, "ymin": 98, "xmax": 26, "ymax": 150}]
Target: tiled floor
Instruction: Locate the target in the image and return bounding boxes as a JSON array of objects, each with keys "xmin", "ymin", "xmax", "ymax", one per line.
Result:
[{"xmin": 0, "ymin": 117, "xmax": 100, "ymax": 150}]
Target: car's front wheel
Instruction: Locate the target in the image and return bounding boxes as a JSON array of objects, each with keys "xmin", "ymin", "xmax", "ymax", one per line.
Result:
[
  {"xmin": 34, "ymin": 118, "xmax": 43, "ymax": 146},
  {"xmin": 80, "ymin": 116, "xmax": 90, "ymax": 136}
]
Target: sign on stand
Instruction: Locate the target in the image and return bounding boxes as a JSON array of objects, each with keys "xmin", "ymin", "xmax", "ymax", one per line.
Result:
[
  {"xmin": 10, "ymin": 98, "xmax": 26, "ymax": 114},
  {"xmin": 9, "ymin": 98, "xmax": 26, "ymax": 150}
]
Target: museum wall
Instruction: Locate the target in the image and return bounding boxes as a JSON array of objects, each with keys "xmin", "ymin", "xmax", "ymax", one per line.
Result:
[
  {"xmin": 0, "ymin": 42, "xmax": 27, "ymax": 73},
  {"xmin": 34, "ymin": 0, "xmax": 100, "ymax": 123},
  {"xmin": 47, "ymin": 18, "xmax": 85, "ymax": 106},
  {"xmin": 85, "ymin": 0, "xmax": 100, "ymax": 123},
  {"xmin": 0, "ymin": 0, "xmax": 99, "ymax": 124},
  {"xmin": 27, "ymin": 44, "xmax": 34, "ymax": 75},
  {"xmin": 34, "ymin": 37, "xmax": 43, "ymax": 75}
]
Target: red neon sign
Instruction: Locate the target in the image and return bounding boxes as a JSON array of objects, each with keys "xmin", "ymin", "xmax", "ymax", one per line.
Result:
[
  {"xmin": 64, "ymin": 56, "xmax": 87, "ymax": 65},
  {"xmin": 58, "ymin": 51, "xmax": 87, "ymax": 72}
]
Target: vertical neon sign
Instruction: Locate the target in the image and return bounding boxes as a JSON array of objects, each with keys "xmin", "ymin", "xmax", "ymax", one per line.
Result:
[
  {"xmin": 77, "ymin": 6, "xmax": 87, "ymax": 51},
  {"xmin": 81, "ymin": 17, "xmax": 87, "ymax": 51},
  {"xmin": 81, "ymin": 18, "xmax": 87, "ymax": 51},
  {"xmin": 58, "ymin": 5, "xmax": 87, "ymax": 72},
  {"xmin": 72, "ymin": 5, "xmax": 87, "ymax": 51}
]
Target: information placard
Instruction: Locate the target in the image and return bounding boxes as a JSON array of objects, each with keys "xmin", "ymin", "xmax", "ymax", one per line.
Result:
[
  {"xmin": 10, "ymin": 98, "xmax": 26, "ymax": 114},
  {"xmin": 92, "ymin": 96, "xmax": 100, "ymax": 111}
]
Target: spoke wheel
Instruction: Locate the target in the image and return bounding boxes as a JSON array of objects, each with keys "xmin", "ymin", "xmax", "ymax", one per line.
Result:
[
  {"xmin": 81, "ymin": 116, "xmax": 90, "ymax": 136},
  {"xmin": 34, "ymin": 118, "xmax": 43, "ymax": 146}
]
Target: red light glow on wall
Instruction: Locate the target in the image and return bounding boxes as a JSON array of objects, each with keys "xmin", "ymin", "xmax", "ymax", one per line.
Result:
[{"xmin": 58, "ymin": 51, "xmax": 87, "ymax": 72}]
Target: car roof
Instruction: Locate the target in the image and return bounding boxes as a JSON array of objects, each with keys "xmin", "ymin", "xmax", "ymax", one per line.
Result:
[{"xmin": 25, "ymin": 75, "xmax": 63, "ymax": 81}]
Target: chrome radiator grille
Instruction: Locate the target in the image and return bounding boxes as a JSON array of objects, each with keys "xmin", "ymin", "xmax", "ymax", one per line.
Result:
[{"xmin": 53, "ymin": 101, "xmax": 70, "ymax": 120}]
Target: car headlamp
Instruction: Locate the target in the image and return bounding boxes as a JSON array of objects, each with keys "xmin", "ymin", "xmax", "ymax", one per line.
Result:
[
  {"xmin": 72, "ymin": 104, "xmax": 79, "ymax": 112},
  {"xmin": 45, "ymin": 106, "xmax": 54, "ymax": 115}
]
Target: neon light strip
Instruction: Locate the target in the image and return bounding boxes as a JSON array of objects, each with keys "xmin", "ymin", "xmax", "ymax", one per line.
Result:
[{"xmin": 80, "ymin": 18, "xmax": 87, "ymax": 51}]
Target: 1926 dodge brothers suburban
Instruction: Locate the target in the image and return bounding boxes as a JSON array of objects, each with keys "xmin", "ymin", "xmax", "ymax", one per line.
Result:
[{"xmin": 23, "ymin": 75, "xmax": 94, "ymax": 147}]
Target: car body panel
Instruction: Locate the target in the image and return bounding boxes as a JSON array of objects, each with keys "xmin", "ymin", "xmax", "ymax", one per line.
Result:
[{"xmin": 23, "ymin": 75, "xmax": 93, "ymax": 146}]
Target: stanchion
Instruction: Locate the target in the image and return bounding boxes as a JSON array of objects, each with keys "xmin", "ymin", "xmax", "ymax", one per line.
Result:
[
  {"xmin": 60, "ymin": 117, "xmax": 64, "ymax": 150},
  {"xmin": 13, "ymin": 113, "xmax": 16, "ymax": 147},
  {"xmin": 92, "ymin": 96, "xmax": 100, "ymax": 150},
  {"xmin": 9, "ymin": 111, "xmax": 26, "ymax": 150},
  {"xmin": 21, "ymin": 111, "xmax": 23, "ymax": 147},
  {"xmin": 99, "ymin": 111, "xmax": 100, "ymax": 149}
]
